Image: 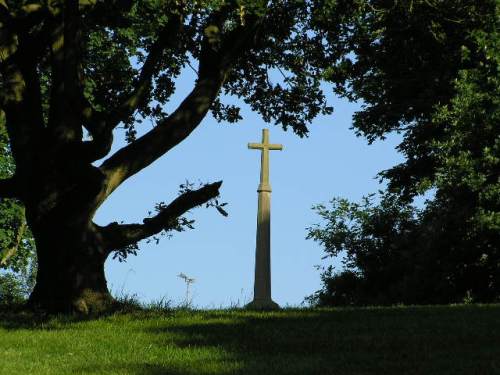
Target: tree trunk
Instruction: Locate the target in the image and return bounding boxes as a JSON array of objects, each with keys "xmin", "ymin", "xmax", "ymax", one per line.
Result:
[{"xmin": 27, "ymin": 221, "xmax": 113, "ymax": 313}]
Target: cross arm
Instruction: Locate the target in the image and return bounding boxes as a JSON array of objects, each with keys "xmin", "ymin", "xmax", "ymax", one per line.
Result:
[
  {"xmin": 247, "ymin": 143, "xmax": 283, "ymax": 150},
  {"xmin": 248, "ymin": 143, "xmax": 263, "ymax": 149},
  {"xmin": 268, "ymin": 144, "xmax": 283, "ymax": 150}
]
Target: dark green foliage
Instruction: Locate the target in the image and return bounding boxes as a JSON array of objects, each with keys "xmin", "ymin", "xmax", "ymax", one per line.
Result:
[
  {"xmin": 307, "ymin": 191, "xmax": 500, "ymax": 306},
  {"xmin": 0, "ymin": 110, "xmax": 36, "ymax": 305},
  {"xmin": 321, "ymin": 0, "xmax": 498, "ymax": 198},
  {"xmin": 74, "ymin": 0, "xmax": 336, "ymax": 140},
  {"xmin": 308, "ymin": 0, "xmax": 499, "ymax": 306},
  {"xmin": 0, "ymin": 271, "xmax": 35, "ymax": 305},
  {"xmin": 0, "ymin": 273, "xmax": 24, "ymax": 305}
]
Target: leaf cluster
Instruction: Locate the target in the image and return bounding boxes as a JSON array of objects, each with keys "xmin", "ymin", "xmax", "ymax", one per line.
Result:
[{"xmin": 78, "ymin": 1, "xmax": 347, "ymax": 139}]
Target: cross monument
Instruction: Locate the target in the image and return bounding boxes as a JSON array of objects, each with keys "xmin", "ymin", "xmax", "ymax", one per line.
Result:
[{"xmin": 246, "ymin": 128, "xmax": 282, "ymax": 310}]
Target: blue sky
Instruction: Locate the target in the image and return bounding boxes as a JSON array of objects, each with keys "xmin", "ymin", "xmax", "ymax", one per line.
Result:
[{"xmin": 94, "ymin": 68, "xmax": 403, "ymax": 308}]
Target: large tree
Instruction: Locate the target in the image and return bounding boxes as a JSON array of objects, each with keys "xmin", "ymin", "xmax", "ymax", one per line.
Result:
[
  {"xmin": 0, "ymin": 0, "xmax": 343, "ymax": 312},
  {"xmin": 307, "ymin": 0, "xmax": 499, "ymax": 306}
]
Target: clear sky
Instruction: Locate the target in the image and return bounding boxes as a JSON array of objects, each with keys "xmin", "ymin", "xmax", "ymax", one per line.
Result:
[{"xmin": 94, "ymin": 67, "xmax": 403, "ymax": 308}]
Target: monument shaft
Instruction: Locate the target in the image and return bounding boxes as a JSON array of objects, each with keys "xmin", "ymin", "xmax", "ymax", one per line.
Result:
[
  {"xmin": 247, "ymin": 129, "xmax": 282, "ymax": 309},
  {"xmin": 254, "ymin": 190, "xmax": 271, "ymax": 300}
]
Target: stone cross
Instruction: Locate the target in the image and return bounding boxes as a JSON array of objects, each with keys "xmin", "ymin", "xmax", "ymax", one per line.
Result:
[{"xmin": 246, "ymin": 128, "xmax": 282, "ymax": 310}]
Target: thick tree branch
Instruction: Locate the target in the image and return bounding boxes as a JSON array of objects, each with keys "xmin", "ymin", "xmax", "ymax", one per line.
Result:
[
  {"xmin": 47, "ymin": 0, "xmax": 83, "ymax": 143},
  {"xmin": 1, "ymin": 54, "xmax": 45, "ymax": 175},
  {"xmin": 64, "ymin": 0, "xmax": 81, "ymax": 114},
  {"xmin": 78, "ymin": 10, "xmax": 184, "ymax": 162},
  {"xmin": 0, "ymin": 16, "xmax": 18, "ymax": 72},
  {"xmin": 0, "ymin": 3, "xmax": 50, "ymax": 62},
  {"xmin": 98, "ymin": 64, "xmax": 225, "ymax": 200},
  {"xmin": 100, "ymin": 181, "xmax": 222, "ymax": 251},
  {"xmin": 1, "ymin": 10, "xmax": 52, "ymax": 75},
  {"xmin": 0, "ymin": 0, "xmax": 9, "ymax": 21},
  {"xmin": 97, "ymin": 17, "xmax": 262, "ymax": 202},
  {"xmin": 0, "ymin": 11, "xmax": 49, "ymax": 177},
  {"xmin": 107, "ymin": 11, "xmax": 184, "ymax": 129},
  {"xmin": 17, "ymin": 37, "xmax": 45, "ymax": 126}
]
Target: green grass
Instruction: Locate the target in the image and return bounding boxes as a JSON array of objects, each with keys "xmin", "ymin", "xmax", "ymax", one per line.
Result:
[{"xmin": 0, "ymin": 304, "xmax": 499, "ymax": 374}]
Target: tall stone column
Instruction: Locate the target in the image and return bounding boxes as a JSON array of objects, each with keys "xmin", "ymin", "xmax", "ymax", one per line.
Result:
[{"xmin": 246, "ymin": 129, "xmax": 282, "ymax": 310}]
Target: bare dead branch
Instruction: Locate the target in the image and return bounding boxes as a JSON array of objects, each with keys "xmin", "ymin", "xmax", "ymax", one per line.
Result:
[{"xmin": 100, "ymin": 181, "xmax": 222, "ymax": 251}]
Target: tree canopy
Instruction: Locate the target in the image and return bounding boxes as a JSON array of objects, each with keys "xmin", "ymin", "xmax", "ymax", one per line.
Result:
[{"xmin": 308, "ymin": 0, "xmax": 499, "ymax": 306}]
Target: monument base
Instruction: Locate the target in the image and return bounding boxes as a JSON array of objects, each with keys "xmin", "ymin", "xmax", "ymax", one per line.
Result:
[{"xmin": 245, "ymin": 299, "xmax": 280, "ymax": 310}]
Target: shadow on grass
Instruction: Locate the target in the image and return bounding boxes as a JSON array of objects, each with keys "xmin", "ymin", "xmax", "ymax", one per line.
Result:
[
  {"xmin": 0, "ymin": 296, "xmax": 169, "ymax": 330},
  {"xmin": 0, "ymin": 302, "xmax": 148, "ymax": 330},
  {"xmin": 0, "ymin": 308, "xmax": 87, "ymax": 330},
  {"xmin": 139, "ymin": 306, "xmax": 500, "ymax": 375},
  {"xmin": 0, "ymin": 304, "xmax": 58, "ymax": 330}
]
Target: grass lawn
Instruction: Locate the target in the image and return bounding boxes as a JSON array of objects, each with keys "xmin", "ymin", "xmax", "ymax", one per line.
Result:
[{"xmin": 0, "ymin": 304, "xmax": 499, "ymax": 374}]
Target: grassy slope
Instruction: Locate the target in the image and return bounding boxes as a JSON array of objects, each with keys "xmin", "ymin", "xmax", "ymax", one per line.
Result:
[{"xmin": 0, "ymin": 305, "xmax": 499, "ymax": 375}]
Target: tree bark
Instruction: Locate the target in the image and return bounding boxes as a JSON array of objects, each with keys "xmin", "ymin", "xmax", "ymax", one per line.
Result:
[{"xmin": 27, "ymin": 220, "xmax": 112, "ymax": 313}]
